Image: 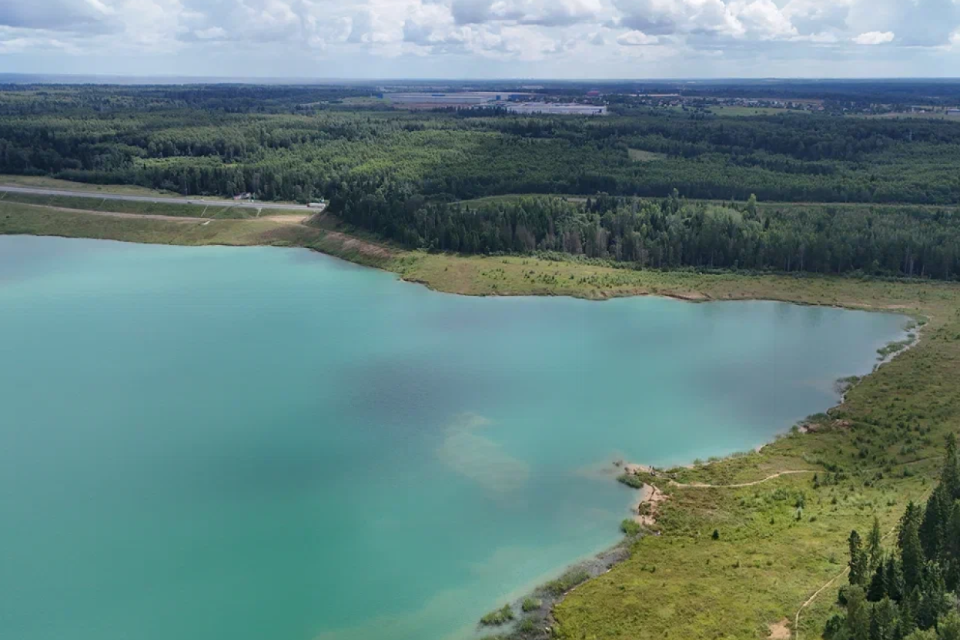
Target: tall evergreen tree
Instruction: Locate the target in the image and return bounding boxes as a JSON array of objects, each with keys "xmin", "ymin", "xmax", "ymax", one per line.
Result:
[
  {"xmin": 916, "ymin": 563, "xmax": 948, "ymax": 630},
  {"xmin": 851, "ymin": 530, "xmax": 871, "ymax": 586},
  {"xmin": 846, "ymin": 586, "xmax": 871, "ymax": 640},
  {"xmin": 942, "ymin": 434, "xmax": 960, "ymax": 501},
  {"xmin": 920, "ymin": 487, "xmax": 948, "ymax": 562},
  {"xmin": 938, "ymin": 610, "xmax": 960, "ymax": 640},
  {"xmin": 884, "ymin": 555, "xmax": 905, "ymax": 603},
  {"xmin": 870, "ymin": 598, "xmax": 899, "ymax": 640},
  {"xmin": 902, "ymin": 506, "xmax": 926, "ymax": 593},
  {"xmin": 868, "ymin": 561, "xmax": 887, "ymax": 602}
]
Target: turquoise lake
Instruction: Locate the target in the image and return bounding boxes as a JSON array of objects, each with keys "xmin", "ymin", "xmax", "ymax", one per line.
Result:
[{"xmin": 0, "ymin": 236, "xmax": 908, "ymax": 640}]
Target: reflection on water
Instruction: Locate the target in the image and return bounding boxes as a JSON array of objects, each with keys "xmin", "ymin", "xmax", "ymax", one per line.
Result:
[{"xmin": 0, "ymin": 236, "xmax": 908, "ymax": 640}]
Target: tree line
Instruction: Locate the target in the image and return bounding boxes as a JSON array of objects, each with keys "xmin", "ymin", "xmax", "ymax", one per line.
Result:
[
  {"xmin": 825, "ymin": 437, "xmax": 960, "ymax": 640},
  {"xmin": 333, "ymin": 191, "xmax": 960, "ymax": 280}
]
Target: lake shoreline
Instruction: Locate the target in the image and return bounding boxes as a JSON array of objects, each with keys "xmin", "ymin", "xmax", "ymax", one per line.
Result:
[
  {"xmin": 0, "ymin": 206, "xmax": 948, "ymax": 640},
  {"xmin": 486, "ymin": 320, "xmax": 920, "ymax": 640}
]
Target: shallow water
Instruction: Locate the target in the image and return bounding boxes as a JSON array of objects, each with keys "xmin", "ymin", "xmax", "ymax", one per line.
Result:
[{"xmin": 0, "ymin": 236, "xmax": 907, "ymax": 640}]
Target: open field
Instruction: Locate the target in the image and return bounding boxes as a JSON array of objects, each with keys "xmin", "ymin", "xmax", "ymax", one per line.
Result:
[
  {"xmin": 627, "ymin": 148, "xmax": 666, "ymax": 162},
  {"xmin": 0, "ymin": 192, "xmax": 307, "ymax": 219},
  {"xmin": 3, "ymin": 200, "xmax": 960, "ymax": 640},
  {"xmin": 857, "ymin": 112, "xmax": 960, "ymax": 120},
  {"xmin": 0, "ymin": 174, "xmax": 180, "ymax": 197},
  {"xmin": 708, "ymin": 105, "xmax": 813, "ymax": 117}
]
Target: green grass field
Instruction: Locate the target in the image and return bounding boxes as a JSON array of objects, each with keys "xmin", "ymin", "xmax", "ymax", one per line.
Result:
[
  {"xmin": 627, "ymin": 149, "xmax": 667, "ymax": 162},
  {"xmin": 709, "ymin": 106, "xmax": 813, "ymax": 117},
  {"xmin": 4, "ymin": 200, "xmax": 960, "ymax": 640},
  {"xmin": 0, "ymin": 174, "xmax": 180, "ymax": 197},
  {"xmin": 0, "ymin": 192, "xmax": 306, "ymax": 219}
]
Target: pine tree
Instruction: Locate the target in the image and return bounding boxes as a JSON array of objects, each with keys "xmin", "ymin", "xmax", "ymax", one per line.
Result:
[
  {"xmin": 899, "ymin": 588, "xmax": 921, "ymax": 637},
  {"xmin": 937, "ymin": 610, "xmax": 960, "ymax": 640},
  {"xmin": 920, "ymin": 487, "xmax": 947, "ymax": 562},
  {"xmin": 884, "ymin": 555, "xmax": 905, "ymax": 603},
  {"xmin": 947, "ymin": 502, "xmax": 960, "ymax": 562},
  {"xmin": 902, "ymin": 508, "xmax": 926, "ymax": 593},
  {"xmin": 851, "ymin": 530, "xmax": 870, "ymax": 586},
  {"xmin": 870, "ymin": 597, "xmax": 899, "ymax": 640},
  {"xmin": 917, "ymin": 563, "xmax": 948, "ymax": 630},
  {"xmin": 846, "ymin": 585, "xmax": 871, "ymax": 640},
  {"xmin": 868, "ymin": 561, "xmax": 887, "ymax": 602}
]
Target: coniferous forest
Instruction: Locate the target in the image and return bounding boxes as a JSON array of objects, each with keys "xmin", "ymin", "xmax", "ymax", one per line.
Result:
[
  {"xmin": 826, "ymin": 437, "xmax": 960, "ymax": 640},
  {"xmin": 3, "ymin": 82, "xmax": 960, "ymax": 279}
]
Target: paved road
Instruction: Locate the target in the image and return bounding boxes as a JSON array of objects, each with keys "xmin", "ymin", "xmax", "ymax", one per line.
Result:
[{"xmin": 0, "ymin": 185, "xmax": 314, "ymax": 212}]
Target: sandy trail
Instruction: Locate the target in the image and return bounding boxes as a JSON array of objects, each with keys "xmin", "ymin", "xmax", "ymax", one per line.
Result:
[
  {"xmin": 15, "ymin": 202, "xmax": 310, "ymax": 224},
  {"xmin": 669, "ymin": 470, "xmax": 817, "ymax": 489}
]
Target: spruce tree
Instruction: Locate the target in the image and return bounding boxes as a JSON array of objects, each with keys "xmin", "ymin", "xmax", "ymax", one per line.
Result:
[
  {"xmin": 916, "ymin": 563, "xmax": 948, "ymax": 630},
  {"xmin": 920, "ymin": 487, "xmax": 947, "ymax": 562},
  {"xmin": 868, "ymin": 560, "xmax": 887, "ymax": 602},
  {"xmin": 884, "ymin": 555, "xmax": 905, "ymax": 603},
  {"xmin": 902, "ymin": 509, "xmax": 926, "ymax": 593},
  {"xmin": 947, "ymin": 502, "xmax": 960, "ymax": 562},
  {"xmin": 900, "ymin": 503, "xmax": 923, "ymax": 551},
  {"xmin": 846, "ymin": 585, "xmax": 871, "ymax": 640},
  {"xmin": 850, "ymin": 530, "xmax": 870, "ymax": 586},
  {"xmin": 938, "ymin": 610, "xmax": 960, "ymax": 640},
  {"xmin": 870, "ymin": 598, "xmax": 899, "ymax": 640}
]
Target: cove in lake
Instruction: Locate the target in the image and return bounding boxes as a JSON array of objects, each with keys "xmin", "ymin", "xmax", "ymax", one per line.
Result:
[{"xmin": 0, "ymin": 236, "xmax": 907, "ymax": 640}]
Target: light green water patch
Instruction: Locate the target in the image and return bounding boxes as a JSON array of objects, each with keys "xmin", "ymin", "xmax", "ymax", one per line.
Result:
[{"xmin": 0, "ymin": 236, "xmax": 908, "ymax": 640}]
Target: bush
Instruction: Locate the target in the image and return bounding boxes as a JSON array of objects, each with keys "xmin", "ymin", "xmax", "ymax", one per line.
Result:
[
  {"xmin": 544, "ymin": 569, "xmax": 591, "ymax": 596},
  {"xmin": 620, "ymin": 519, "xmax": 642, "ymax": 537},
  {"xmin": 617, "ymin": 473, "xmax": 644, "ymax": 489},
  {"xmin": 521, "ymin": 597, "xmax": 542, "ymax": 612},
  {"xmin": 517, "ymin": 618, "xmax": 536, "ymax": 635},
  {"xmin": 480, "ymin": 605, "xmax": 515, "ymax": 626}
]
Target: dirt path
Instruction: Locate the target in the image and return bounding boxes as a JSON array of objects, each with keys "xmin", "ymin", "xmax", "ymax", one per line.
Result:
[
  {"xmin": 792, "ymin": 502, "xmax": 931, "ymax": 639},
  {"xmin": 668, "ymin": 470, "xmax": 817, "ymax": 489},
  {"xmin": 15, "ymin": 202, "xmax": 310, "ymax": 224},
  {"xmin": 0, "ymin": 184, "xmax": 311, "ymax": 212}
]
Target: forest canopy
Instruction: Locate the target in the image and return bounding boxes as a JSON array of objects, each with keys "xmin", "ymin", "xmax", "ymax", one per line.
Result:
[{"xmin": 3, "ymin": 83, "xmax": 960, "ymax": 279}]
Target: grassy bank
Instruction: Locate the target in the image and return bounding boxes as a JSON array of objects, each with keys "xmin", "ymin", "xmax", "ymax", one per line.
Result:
[
  {"xmin": 3, "ymin": 200, "xmax": 960, "ymax": 640},
  {"xmin": 0, "ymin": 192, "xmax": 306, "ymax": 219},
  {"xmin": 0, "ymin": 174, "xmax": 181, "ymax": 196}
]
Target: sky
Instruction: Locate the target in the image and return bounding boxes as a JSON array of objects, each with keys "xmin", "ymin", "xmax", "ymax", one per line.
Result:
[{"xmin": 2, "ymin": 0, "xmax": 960, "ymax": 79}]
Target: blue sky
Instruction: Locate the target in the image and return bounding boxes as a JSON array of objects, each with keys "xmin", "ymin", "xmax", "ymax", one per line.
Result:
[{"xmin": 3, "ymin": 0, "xmax": 960, "ymax": 79}]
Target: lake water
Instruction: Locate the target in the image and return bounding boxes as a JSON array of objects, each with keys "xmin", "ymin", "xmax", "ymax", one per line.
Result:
[{"xmin": 0, "ymin": 236, "xmax": 907, "ymax": 640}]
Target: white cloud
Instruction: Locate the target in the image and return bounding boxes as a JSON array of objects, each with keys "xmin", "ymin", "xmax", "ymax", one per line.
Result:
[
  {"xmin": 1, "ymin": 0, "xmax": 960, "ymax": 76},
  {"xmin": 617, "ymin": 29, "xmax": 658, "ymax": 45},
  {"xmin": 612, "ymin": 0, "xmax": 744, "ymax": 37},
  {"xmin": 450, "ymin": 0, "xmax": 604, "ymax": 26},
  {"xmin": 846, "ymin": 0, "xmax": 959, "ymax": 47},
  {"xmin": 853, "ymin": 30, "xmax": 895, "ymax": 45},
  {"xmin": 192, "ymin": 26, "xmax": 225, "ymax": 40},
  {"xmin": 731, "ymin": 0, "xmax": 798, "ymax": 39}
]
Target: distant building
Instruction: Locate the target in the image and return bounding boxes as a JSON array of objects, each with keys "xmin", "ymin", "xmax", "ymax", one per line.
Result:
[
  {"xmin": 384, "ymin": 91, "xmax": 533, "ymax": 109},
  {"xmin": 505, "ymin": 103, "xmax": 608, "ymax": 116},
  {"xmin": 947, "ymin": 108, "xmax": 960, "ymax": 115}
]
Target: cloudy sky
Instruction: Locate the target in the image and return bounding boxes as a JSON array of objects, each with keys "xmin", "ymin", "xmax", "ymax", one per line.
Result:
[{"xmin": 3, "ymin": 0, "xmax": 960, "ymax": 79}]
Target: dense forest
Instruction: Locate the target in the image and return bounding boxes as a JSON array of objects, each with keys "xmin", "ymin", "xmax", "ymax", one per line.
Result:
[
  {"xmin": 824, "ymin": 438, "xmax": 960, "ymax": 640},
  {"xmin": 3, "ymin": 83, "xmax": 960, "ymax": 279},
  {"xmin": 372, "ymin": 196, "xmax": 960, "ymax": 279}
]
